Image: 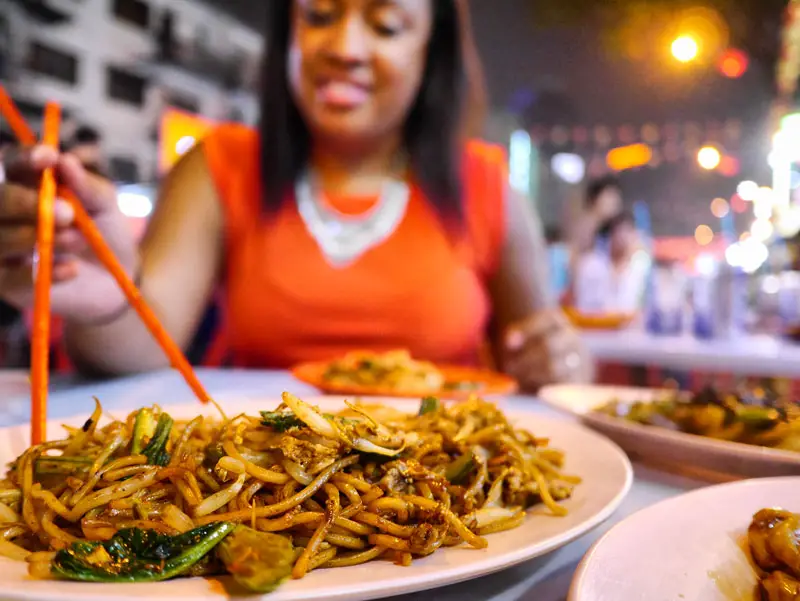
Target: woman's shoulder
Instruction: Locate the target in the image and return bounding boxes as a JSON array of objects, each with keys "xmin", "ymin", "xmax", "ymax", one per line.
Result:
[
  {"xmin": 203, "ymin": 123, "xmax": 259, "ymax": 164},
  {"xmin": 202, "ymin": 124, "xmax": 262, "ymax": 230},
  {"xmin": 459, "ymin": 138, "xmax": 508, "ymax": 277},
  {"xmin": 464, "ymin": 138, "xmax": 508, "ymax": 168},
  {"xmin": 202, "ymin": 123, "xmax": 260, "ymax": 189}
]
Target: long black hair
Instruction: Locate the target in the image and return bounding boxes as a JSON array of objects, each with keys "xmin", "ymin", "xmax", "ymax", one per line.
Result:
[{"xmin": 259, "ymin": 0, "xmax": 479, "ymax": 224}]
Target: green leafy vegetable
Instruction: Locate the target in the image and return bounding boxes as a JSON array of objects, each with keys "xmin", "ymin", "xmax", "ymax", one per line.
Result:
[
  {"xmin": 52, "ymin": 523, "xmax": 236, "ymax": 583},
  {"xmin": 217, "ymin": 526, "xmax": 294, "ymax": 593},
  {"xmin": 131, "ymin": 408, "xmax": 156, "ymax": 455},
  {"xmin": 260, "ymin": 411, "xmax": 305, "ymax": 432},
  {"xmin": 445, "ymin": 451, "xmax": 476, "ymax": 484},
  {"xmin": 418, "ymin": 396, "xmax": 441, "ymax": 416},
  {"xmin": 260, "ymin": 410, "xmax": 349, "ymax": 432},
  {"xmin": 141, "ymin": 413, "xmax": 173, "ymax": 466},
  {"xmin": 203, "ymin": 442, "xmax": 226, "ymax": 469},
  {"xmin": 735, "ymin": 406, "xmax": 782, "ymax": 430}
]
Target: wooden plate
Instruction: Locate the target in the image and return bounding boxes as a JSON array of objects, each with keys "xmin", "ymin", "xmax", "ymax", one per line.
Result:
[
  {"xmin": 563, "ymin": 307, "xmax": 635, "ymax": 330},
  {"xmin": 290, "ymin": 361, "xmax": 519, "ymax": 399}
]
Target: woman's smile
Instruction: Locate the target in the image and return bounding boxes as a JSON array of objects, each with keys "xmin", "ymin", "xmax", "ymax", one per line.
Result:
[{"xmin": 315, "ymin": 77, "xmax": 372, "ymax": 110}]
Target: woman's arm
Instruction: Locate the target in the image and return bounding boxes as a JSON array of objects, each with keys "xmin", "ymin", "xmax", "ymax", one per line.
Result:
[
  {"xmin": 65, "ymin": 145, "xmax": 224, "ymax": 375},
  {"xmin": 488, "ymin": 187, "xmax": 591, "ymax": 389},
  {"xmin": 488, "ymin": 186, "xmax": 553, "ymax": 329}
]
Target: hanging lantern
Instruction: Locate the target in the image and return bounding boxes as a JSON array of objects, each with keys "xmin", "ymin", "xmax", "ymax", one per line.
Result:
[
  {"xmin": 593, "ymin": 126, "xmax": 612, "ymax": 148},
  {"xmin": 641, "ymin": 123, "xmax": 660, "ymax": 144},
  {"xmin": 572, "ymin": 126, "xmax": 589, "ymax": 145}
]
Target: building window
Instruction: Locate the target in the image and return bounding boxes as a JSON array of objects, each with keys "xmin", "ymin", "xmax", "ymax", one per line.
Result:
[
  {"xmin": 27, "ymin": 42, "xmax": 78, "ymax": 85},
  {"xmin": 166, "ymin": 91, "xmax": 199, "ymax": 114},
  {"xmin": 107, "ymin": 67, "xmax": 148, "ymax": 107},
  {"xmin": 108, "ymin": 156, "xmax": 140, "ymax": 183},
  {"xmin": 112, "ymin": 0, "xmax": 150, "ymax": 30}
]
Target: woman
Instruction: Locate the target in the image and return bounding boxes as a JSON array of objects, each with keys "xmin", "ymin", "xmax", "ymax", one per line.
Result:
[
  {"xmin": 0, "ymin": 0, "xmax": 588, "ymax": 391},
  {"xmin": 572, "ymin": 211, "xmax": 646, "ymax": 314},
  {"xmin": 568, "ymin": 175, "xmax": 624, "ymax": 261}
]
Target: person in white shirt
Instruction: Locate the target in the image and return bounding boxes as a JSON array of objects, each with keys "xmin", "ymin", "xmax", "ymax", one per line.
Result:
[{"xmin": 572, "ymin": 211, "xmax": 647, "ymax": 314}]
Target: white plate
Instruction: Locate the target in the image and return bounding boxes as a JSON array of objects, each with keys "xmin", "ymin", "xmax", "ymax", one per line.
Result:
[
  {"xmin": 539, "ymin": 383, "xmax": 800, "ymax": 478},
  {"xmin": 569, "ymin": 476, "xmax": 800, "ymax": 601},
  {"xmin": 0, "ymin": 397, "xmax": 632, "ymax": 601},
  {"xmin": 0, "ymin": 398, "xmax": 633, "ymax": 601}
]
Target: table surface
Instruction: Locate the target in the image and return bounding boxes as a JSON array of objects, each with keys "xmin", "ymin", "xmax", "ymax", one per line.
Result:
[
  {"xmin": 0, "ymin": 368, "xmax": 717, "ymax": 601},
  {"xmin": 582, "ymin": 330, "xmax": 800, "ymax": 377}
]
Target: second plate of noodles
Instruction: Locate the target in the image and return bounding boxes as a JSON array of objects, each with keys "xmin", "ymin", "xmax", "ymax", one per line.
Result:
[
  {"xmin": 291, "ymin": 350, "xmax": 519, "ymax": 399},
  {"xmin": 0, "ymin": 393, "xmax": 631, "ymax": 601},
  {"xmin": 540, "ymin": 383, "xmax": 800, "ymax": 478}
]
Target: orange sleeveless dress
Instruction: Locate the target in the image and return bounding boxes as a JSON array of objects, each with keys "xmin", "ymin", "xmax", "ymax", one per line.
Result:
[{"xmin": 202, "ymin": 124, "xmax": 507, "ymax": 368}]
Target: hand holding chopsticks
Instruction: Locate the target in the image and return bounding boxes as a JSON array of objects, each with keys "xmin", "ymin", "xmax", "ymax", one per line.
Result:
[{"xmin": 0, "ymin": 86, "xmax": 211, "ymax": 444}]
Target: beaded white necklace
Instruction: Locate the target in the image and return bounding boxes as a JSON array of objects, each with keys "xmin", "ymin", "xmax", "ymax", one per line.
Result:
[{"xmin": 295, "ymin": 168, "xmax": 410, "ymax": 267}]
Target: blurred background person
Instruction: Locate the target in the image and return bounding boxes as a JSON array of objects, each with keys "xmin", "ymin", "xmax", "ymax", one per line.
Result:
[
  {"xmin": 571, "ymin": 211, "xmax": 646, "ymax": 314},
  {"xmin": 0, "ymin": 0, "xmax": 588, "ymax": 391},
  {"xmin": 568, "ymin": 175, "xmax": 624, "ymax": 265}
]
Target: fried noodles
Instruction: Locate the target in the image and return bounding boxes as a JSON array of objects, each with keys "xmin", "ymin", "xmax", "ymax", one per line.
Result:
[
  {"xmin": 0, "ymin": 393, "xmax": 579, "ymax": 592},
  {"xmin": 322, "ymin": 349, "xmax": 445, "ymax": 393}
]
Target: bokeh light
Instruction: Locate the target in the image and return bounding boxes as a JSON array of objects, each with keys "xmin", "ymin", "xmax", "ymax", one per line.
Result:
[
  {"xmin": 718, "ymin": 155, "xmax": 740, "ymax": 177},
  {"xmin": 697, "ymin": 146, "xmax": 721, "ymax": 170},
  {"xmin": 730, "ymin": 194, "xmax": 747, "ymax": 214},
  {"xmin": 757, "ymin": 186, "xmax": 774, "ymax": 202},
  {"xmin": 694, "ymin": 224, "xmax": 714, "ymax": 246},
  {"xmin": 551, "ymin": 153, "xmax": 586, "ymax": 184},
  {"xmin": 725, "ymin": 243, "xmax": 743, "ymax": 267},
  {"xmin": 710, "ymin": 197, "xmax": 730, "ymax": 218},
  {"xmin": 737, "ymin": 181, "xmax": 759, "ymax": 201},
  {"xmin": 751, "ymin": 219, "xmax": 774, "ymax": 242},
  {"xmin": 672, "ymin": 35, "xmax": 699, "ymax": 63},
  {"xmin": 739, "ymin": 239, "xmax": 770, "ymax": 274},
  {"xmin": 754, "ymin": 202, "xmax": 773, "ymax": 220},
  {"xmin": 718, "ymin": 49, "xmax": 748, "ymax": 78}
]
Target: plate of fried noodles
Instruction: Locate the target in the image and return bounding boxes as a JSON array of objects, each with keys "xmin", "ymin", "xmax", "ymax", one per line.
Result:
[
  {"xmin": 0, "ymin": 393, "xmax": 631, "ymax": 601},
  {"xmin": 291, "ymin": 349, "xmax": 518, "ymax": 399},
  {"xmin": 569, "ymin": 477, "xmax": 800, "ymax": 601},
  {"xmin": 540, "ymin": 384, "xmax": 800, "ymax": 478}
]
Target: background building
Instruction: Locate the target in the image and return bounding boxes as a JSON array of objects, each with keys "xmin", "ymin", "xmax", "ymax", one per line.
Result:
[{"xmin": 0, "ymin": 0, "xmax": 262, "ymax": 184}]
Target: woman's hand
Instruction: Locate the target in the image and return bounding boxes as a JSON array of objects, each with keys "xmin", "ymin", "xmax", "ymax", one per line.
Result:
[
  {"xmin": 0, "ymin": 145, "xmax": 137, "ymax": 321},
  {"xmin": 501, "ymin": 309, "xmax": 592, "ymax": 392}
]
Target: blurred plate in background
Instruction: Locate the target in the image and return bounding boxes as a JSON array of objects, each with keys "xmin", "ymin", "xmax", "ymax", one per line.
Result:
[{"xmin": 539, "ymin": 383, "xmax": 800, "ymax": 478}]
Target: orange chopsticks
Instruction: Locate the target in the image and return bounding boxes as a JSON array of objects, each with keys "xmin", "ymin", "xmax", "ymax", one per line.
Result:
[
  {"xmin": 64, "ymin": 199, "xmax": 212, "ymax": 405},
  {"xmin": 0, "ymin": 86, "xmax": 211, "ymax": 425},
  {"xmin": 30, "ymin": 103, "xmax": 60, "ymax": 445}
]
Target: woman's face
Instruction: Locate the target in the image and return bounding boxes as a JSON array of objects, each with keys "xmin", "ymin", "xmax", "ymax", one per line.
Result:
[
  {"xmin": 288, "ymin": 0, "xmax": 434, "ymax": 147},
  {"xmin": 610, "ymin": 221, "xmax": 637, "ymax": 258},
  {"xmin": 595, "ymin": 187, "xmax": 622, "ymax": 219}
]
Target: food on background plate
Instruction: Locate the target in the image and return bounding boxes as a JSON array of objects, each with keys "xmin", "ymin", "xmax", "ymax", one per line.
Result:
[
  {"xmin": 596, "ymin": 386, "xmax": 800, "ymax": 452},
  {"xmin": 322, "ymin": 350, "xmax": 447, "ymax": 394},
  {"xmin": 0, "ymin": 393, "xmax": 578, "ymax": 592},
  {"xmin": 562, "ymin": 307, "xmax": 634, "ymax": 330},
  {"xmin": 293, "ymin": 350, "xmax": 518, "ymax": 398},
  {"xmin": 748, "ymin": 508, "xmax": 800, "ymax": 600}
]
